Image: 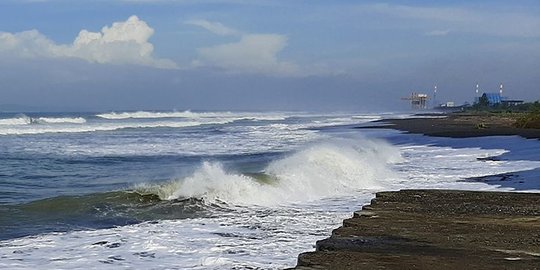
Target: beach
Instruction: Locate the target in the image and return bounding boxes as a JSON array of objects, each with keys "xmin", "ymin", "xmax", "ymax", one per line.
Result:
[
  {"xmin": 293, "ymin": 190, "xmax": 540, "ymax": 270},
  {"xmin": 1, "ymin": 111, "xmax": 540, "ymax": 269},
  {"xmin": 291, "ymin": 113, "xmax": 540, "ymax": 269},
  {"xmin": 2, "ymin": 1, "xmax": 539, "ymax": 269},
  {"xmin": 361, "ymin": 113, "xmax": 540, "ymax": 139}
]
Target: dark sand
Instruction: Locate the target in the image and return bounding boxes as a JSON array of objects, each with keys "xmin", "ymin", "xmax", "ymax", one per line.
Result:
[
  {"xmin": 290, "ymin": 114, "xmax": 540, "ymax": 269},
  {"xmin": 292, "ymin": 190, "xmax": 540, "ymax": 270},
  {"xmin": 360, "ymin": 113, "xmax": 540, "ymax": 139}
]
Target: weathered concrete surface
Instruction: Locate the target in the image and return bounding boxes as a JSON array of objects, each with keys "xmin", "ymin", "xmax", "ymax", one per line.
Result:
[{"xmin": 292, "ymin": 190, "xmax": 540, "ymax": 270}]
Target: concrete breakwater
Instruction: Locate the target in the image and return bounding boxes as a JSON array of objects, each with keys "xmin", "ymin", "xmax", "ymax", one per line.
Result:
[{"xmin": 291, "ymin": 189, "xmax": 540, "ymax": 269}]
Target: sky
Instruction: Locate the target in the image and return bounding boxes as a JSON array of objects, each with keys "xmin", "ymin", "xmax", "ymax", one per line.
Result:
[{"xmin": 0, "ymin": 0, "xmax": 539, "ymax": 112}]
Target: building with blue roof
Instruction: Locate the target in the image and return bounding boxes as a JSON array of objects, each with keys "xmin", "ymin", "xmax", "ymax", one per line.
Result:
[
  {"xmin": 482, "ymin": 93, "xmax": 502, "ymax": 105},
  {"xmin": 472, "ymin": 84, "xmax": 524, "ymax": 108},
  {"xmin": 476, "ymin": 92, "xmax": 524, "ymax": 107}
]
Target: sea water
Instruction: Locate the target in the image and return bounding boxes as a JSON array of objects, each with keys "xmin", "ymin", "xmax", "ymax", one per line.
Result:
[{"xmin": 0, "ymin": 111, "xmax": 539, "ymax": 269}]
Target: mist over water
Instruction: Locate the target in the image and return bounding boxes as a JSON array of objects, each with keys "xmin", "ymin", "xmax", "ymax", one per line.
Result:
[{"xmin": 1, "ymin": 111, "xmax": 539, "ymax": 269}]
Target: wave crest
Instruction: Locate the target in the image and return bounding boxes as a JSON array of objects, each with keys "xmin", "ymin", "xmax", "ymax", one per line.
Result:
[
  {"xmin": 96, "ymin": 110, "xmax": 287, "ymax": 121},
  {"xmin": 0, "ymin": 115, "xmax": 32, "ymax": 125},
  {"xmin": 35, "ymin": 117, "xmax": 87, "ymax": 124},
  {"xmin": 96, "ymin": 110, "xmax": 229, "ymax": 120},
  {"xmin": 0, "ymin": 120, "xmax": 205, "ymax": 135},
  {"xmin": 0, "ymin": 115, "xmax": 86, "ymax": 126},
  {"xmin": 138, "ymin": 138, "xmax": 402, "ymax": 205}
]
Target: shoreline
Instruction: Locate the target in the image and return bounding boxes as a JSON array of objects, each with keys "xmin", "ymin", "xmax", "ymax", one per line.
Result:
[
  {"xmin": 290, "ymin": 114, "xmax": 540, "ymax": 269},
  {"xmin": 291, "ymin": 190, "xmax": 540, "ymax": 269},
  {"xmin": 359, "ymin": 113, "xmax": 540, "ymax": 139}
]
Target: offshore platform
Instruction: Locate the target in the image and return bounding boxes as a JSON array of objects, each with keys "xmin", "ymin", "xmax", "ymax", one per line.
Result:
[{"xmin": 401, "ymin": 92, "xmax": 429, "ymax": 110}]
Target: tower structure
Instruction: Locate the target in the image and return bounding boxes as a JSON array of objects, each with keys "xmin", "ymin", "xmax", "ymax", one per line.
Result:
[
  {"xmin": 474, "ymin": 83, "xmax": 480, "ymax": 104},
  {"xmin": 433, "ymin": 85, "xmax": 438, "ymax": 108},
  {"xmin": 401, "ymin": 92, "xmax": 428, "ymax": 110}
]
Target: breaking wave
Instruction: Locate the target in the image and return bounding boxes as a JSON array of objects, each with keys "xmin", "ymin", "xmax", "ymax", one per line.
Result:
[
  {"xmin": 0, "ymin": 115, "xmax": 32, "ymax": 125},
  {"xmin": 35, "ymin": 117, "xmax": 86, "ymax": 124},
  {"xmin": 96, "ymin": 110, "xmax": 288, "ymax": 121},
  {"xmin": 0, "ymin": 121, "xmax": 210, "ymax": 135},
  {"xmin": 137, "ymin": 138, "xmax": 403, "ymax": 205},
  {"xmin": 96, "ymin": 110, "xmax": 231, "ymax": 120},
  {"xmin": 0, "ymin": 115, "xmax": 86, "ymax": 126}
]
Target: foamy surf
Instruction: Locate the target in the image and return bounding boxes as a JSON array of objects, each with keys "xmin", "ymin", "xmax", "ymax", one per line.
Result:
[
  {"xmin": 4, "ymin": 135, "xmax": 540, "ymax": 269},
  {"xmin": 0, "ymin": 120, "xmax": 226, "ymax": 135},
  {"xmin": 2, "ymin": 111, "xmax": 540, "ymax": 270},
  {"xmin": 96, "ymin": 110, "xmax": 289, "ymax": 122},
  {"xmin": 35, "ymin": 117, "xmax": 86, "ymax": 124},
  {"xmin": 0, "ymin": 115, "xmax": 32, "ymax": 125},
  {"xmin": 137, "ymin": 138, "xmax": 402, "ymax": 205},
  {"xmin": 96, "ymin": 110, "xmax": 209, "ymax": 119},
  {"xmin": 0, "ymin": 115, "xmax": 86, "ymax": 126}
]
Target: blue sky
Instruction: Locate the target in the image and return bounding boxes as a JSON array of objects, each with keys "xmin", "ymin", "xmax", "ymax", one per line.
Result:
[{"xmin": 0, "ymin": 0, "xmax": 539, "ymax": 111}]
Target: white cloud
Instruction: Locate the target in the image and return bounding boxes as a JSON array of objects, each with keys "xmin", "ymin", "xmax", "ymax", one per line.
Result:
[
  {"xmin": 195, "ymin": 34, "xmax": 298, "ymax": 75},
  {"xmin": 0, "ymin": 16, "xmax": 176, "ymax": 69},
  {"xmin": 189, "ymin": 20, "xmax": 299, "ymax": 76},
  {"xmin": 185, "ymin": 19, "xmax": 242, "ymax": 36}
]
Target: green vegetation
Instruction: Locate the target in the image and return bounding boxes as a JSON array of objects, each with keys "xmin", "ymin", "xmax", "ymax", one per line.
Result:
[
  {"xmin": 463, "ymin": 101, "xmax": 540, "ymax": 129},
  {"xmin": 468, "ymin": 100, "xmax": 538, "ymax": 113},
  {"xmin": 514, "ymin": 101, "xmax": 540, "ymax": 129}
]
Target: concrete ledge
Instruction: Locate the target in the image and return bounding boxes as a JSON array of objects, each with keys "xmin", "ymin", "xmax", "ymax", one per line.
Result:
[{"xmin": 291, "ymin": 189, "xmax": 540, "ymax": 270}]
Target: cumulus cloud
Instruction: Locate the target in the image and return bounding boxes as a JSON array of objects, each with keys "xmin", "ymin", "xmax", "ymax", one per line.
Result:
[
  {"xmin": 189, "ymin": 19, "xmax": 299, "ymax": 76},
  {"xmin": 0, "ymin": 16, "xmax": 176, "ymax": 69}
]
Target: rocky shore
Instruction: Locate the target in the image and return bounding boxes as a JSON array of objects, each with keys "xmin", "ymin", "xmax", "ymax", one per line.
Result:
[{"xmin": 291, "ymin": 189, "xmax": 540, "ymax": 270}]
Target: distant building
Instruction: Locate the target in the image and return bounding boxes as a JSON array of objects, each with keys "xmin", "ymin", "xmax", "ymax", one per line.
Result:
[
  {"xmin": 433, "ymin": 101, "xmax": 467, "ymax": 112},
  {"xmin": 501, "ymin": 99, "xmax": 525, "ymax": 106},
  {"xmin": 482, "ymin": 93, "xmax": 502, "ymax": 105},
  {"xmin": 478, "ymin": 92, "xmax": 524, "ymax": 107}
]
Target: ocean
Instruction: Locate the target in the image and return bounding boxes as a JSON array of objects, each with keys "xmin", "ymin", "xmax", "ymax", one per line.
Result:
[{"xmin": 1, "ymin": 111, "xmax": 539, "ymax": 269}]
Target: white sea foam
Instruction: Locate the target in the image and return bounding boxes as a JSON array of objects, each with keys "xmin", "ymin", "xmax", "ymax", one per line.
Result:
[
  {"xmin": 0, "ymin": 115, "xmax": 32, "ymax": 125},
  {"xmin": 2, "ymin": 131, "xmax": 540, "ymax": 269},
  {"xmin": 0, "ymin": 121, "xmax": 209, "ymax": 135},
  {"xmin": 96, "ymin": 110, "xmax": 208, "ymax": 119},
  {"xmin": 0, "ymin": 116, "xmax": 86, "ymax": 126},
  {"xmin": 310, "ymin": 116, "xmax": 381, "ymax": 127},
  {"xmin": 5, "ymin": 120, "xmax": 320, "ymax": 156},
  {"xmin": 0, "ymin": 197, "xmax": 367, "ymax": 269},
  {"xmin": 390, "ymin": 138, "xmax": 540, "ymax": 191},
  {"xmin": 2, "ymin": 113, "xmax": 540, "ymax": 270},
  {"xmin": 35, "ymin": 117, "xmax": 86, "ymax": 124},
  {"xmin": 96, "ymin": 110, "xmax": 288, "ymax": 122},
  {"xmin": 138, "ymin": 138, "xmax": 401, "ymax": 205}
]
